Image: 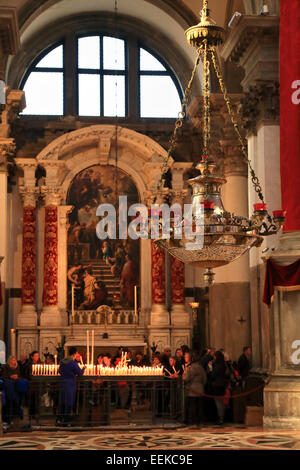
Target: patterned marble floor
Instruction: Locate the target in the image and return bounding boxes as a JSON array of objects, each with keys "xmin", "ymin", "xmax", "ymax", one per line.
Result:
[{"xmin": 1, "ymin": 427, "xmax": 300, "ymax": 450}]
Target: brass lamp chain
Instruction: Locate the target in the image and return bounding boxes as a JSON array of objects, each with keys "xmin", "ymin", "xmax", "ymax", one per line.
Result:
[
  {"xmin": 210, "ymin": 46, "xmax": 267, "ymax": 207},
  {"xmin": 153, "ymin": 45, "xmax": 203, "ymax": 202},
  {"xmin": 203, "ymin": 38, "xmax": 211, "ymax": 157}
]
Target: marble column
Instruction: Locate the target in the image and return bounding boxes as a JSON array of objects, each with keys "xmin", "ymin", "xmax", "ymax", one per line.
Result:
[
  {"xmin": 40, "ymin": 187, "xmax": 64, "ymax": 327},
  {"xmin": 58, "ymin": 205, "xmax": 73, "ymax": 316},
  {"xmin": 17, "ymin": 159, "xmax": 39, "ymax": 327},
  {"xmin": 0, "ymin": 139, "xmax": 16, "ymax": 339},
  {"xmin": 221, "ymin": 13, "xmax": 280, "ymax": 369},
  {"xmin": 210, "ymin": 145, "xmax": 251, "ymax": 360},
  {"xmin": 151, "ymin": 240, "xmax": 168, "ymax": 325},
  {"xmin": 169, "ymin": 171, "xmax": 192, "ymax": 350}
]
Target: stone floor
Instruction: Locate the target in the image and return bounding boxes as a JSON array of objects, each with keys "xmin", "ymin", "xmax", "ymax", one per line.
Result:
[{"xmin": 1, "ymin": 425, "xmax": 300, "ymax": 450}]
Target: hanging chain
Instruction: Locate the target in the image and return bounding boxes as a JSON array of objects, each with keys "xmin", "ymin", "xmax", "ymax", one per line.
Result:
[
  {"xmin": 153, "ymin": 45, "xmax": 204, "ymax": 202},
  {"xmin": 202, "ymin": 39, "xmax": 210, "ymax": 157},
  {"xmin": 210, "ymin": 46, "xmax": 266, "ymax": 205}
]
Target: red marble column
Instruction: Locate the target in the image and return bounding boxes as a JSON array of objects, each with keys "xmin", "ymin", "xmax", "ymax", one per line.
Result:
[
  {"xmin": 151, "ymin": 240, "xmax": 166, "ymax": 304},
  {"xmin": 21, "ymin": 206, "xmax": 36, "ymax": 304},
  {"xmin": 170, "ymin": 256, "xmax": 185, "ymax": 304},
  {"xmin": 43, "ymin": 205, "xmax": 58, "ymax": 306}
]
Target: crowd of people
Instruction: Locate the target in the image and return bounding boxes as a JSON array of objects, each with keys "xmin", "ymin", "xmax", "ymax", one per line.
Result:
[{"xmin": 0, "ymin": 345, "xmax": 252, "ymax": 429}]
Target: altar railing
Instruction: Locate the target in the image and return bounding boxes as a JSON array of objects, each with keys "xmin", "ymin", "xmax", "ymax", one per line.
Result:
[{"xmin": 1, "ymin": 376, "xmax": 185, "ymax": 430}]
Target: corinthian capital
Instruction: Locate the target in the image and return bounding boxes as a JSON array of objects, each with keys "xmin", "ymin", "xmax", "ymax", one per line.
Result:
[
  {"xmin": 220, "ymin": 140, "xmax": 248, "ymax": 177},
  {"xmin": 19, "ymin": 185, "xmax": 39, "ymax": 207},
  {"xmin": 0, "ymin": 137, "xmax": 16, "ymax": 173},
  {"xmin": 239, "ymin": 82, "xmax": 279, "ymax": 134},
  {"xmin": 41, "ymin": 185, "xmax": 64, "ymax": 206},
  {"xmin": 170, "ymin": 189, "xmax": 189, "ymax": 206}
]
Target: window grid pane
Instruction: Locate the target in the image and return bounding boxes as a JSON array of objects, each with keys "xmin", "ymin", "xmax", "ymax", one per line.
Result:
[
  {"xmin": 103, "ymin": 36, "xmax": 125, "ymax": 70},
  {"xmin": 140, "ymin": 48, "xmax": 166, "ymax": 71},
  {"xmin": 78, "ymin": 36, "xmax": 100, "ymax": 69},
  {"xmin": 78, "ymin": 74, "xmax": 100, "ymax": 116},
  {"xmin": 35, "ymin": 45, "xmax": 63, "ymax": 69},
  {"xmin": 22, "ymin": 72, "xmax": 64, "ymax": 115},
  {"xmin": 104, "ymin": 75, "xmax": 126, "ymax": 117},
  {"xmin": 140, "ymin": 75, "xmax": 181, "ymax": 118}
]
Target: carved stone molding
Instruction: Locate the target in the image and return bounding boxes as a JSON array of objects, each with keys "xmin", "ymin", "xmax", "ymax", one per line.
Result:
[
  {"xmin": 40, "ymin": 185, "xmax": 64, "ymax": 206},
  {"xmin": 169, "ymin": 189, "xmax": 189, "ymax": 205},
  {"xmin": 36, "ymin": 125, "xmax": 169, "ymax": 163},
  {"xmin": 239, "ymin": 82, "xmax": 279, "ymax": 134},
  {"xmin": 221, "ymin": 16, "xmax": 279, "ymax": 92},
  {"xmin": 0, "ymin": 89, "xmax": 26, "ymax": 137},
  {"xmin": 0, "ymin": 138, "xmax": 16, "ymax": 188},
  {"xmin": 219, "ymin": 140, "xmax": 248, "ymax": 178},
  {"xmin": 19, "ymin": 185, "xmax": 39, "ymax": 207},
  {"xmin": 59, "ymin": 205, "xmax": 74, "ymax": 229},
  {"xmin": 0, "ymin": 7, "xmax": 20, "ymax": 55}
]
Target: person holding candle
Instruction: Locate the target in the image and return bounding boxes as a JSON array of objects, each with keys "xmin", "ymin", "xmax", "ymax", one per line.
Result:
[
  {"xmin": 57, "ymin": 347, "xmax": 85, "ymax": 426},
  {"xmin": 182, "ymin": 351, "xmax": 207, "ymax": 428},
  {"xmin": 24, "ymin": 350, "xmax": 42, "ymax": 423}
]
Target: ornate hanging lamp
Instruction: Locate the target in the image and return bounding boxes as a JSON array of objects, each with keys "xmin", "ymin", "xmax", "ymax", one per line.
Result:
[{"xmin": 154, "ymin": 0, "xmax": 286, "ymax": 286}]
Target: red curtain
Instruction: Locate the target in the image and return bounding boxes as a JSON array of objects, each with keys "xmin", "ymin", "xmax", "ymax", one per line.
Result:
[
  {"xmin": 263, "ymin": 258, "xmax": 300, "ymax": 305},
  {"xmin": 280, "ymin": 0, "xmax": 300, "ymax": 231}
]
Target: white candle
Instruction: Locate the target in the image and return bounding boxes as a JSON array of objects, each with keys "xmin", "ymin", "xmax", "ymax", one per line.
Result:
[
  {"xmin": 87, "ymin": 330, "xmax": 89, "ymax": 365},
  {"xmin": 134, "ymin": 285, "xmax": 137, "ymax": 316},
  {"xmin": 91, "ymin": 330, "xmax": 94, "ymax": 366},
  {"xmin": 72, "ymin": 284, "xmax": 75, "ymax": 319}
]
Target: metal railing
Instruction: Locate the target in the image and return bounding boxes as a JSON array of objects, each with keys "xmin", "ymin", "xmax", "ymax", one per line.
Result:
[{"xmin": 1, "ymin": 376, "xmax": 185, "ymax": 430}]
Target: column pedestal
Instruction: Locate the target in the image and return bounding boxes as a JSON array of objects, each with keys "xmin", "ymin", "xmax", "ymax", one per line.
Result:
[
  {"xmin": 263, "ymin": 232, "xmax": 300, "ymax": 428},
  {"xmin": 18, "ymin": 304, "xmax": 37, "ymax": 327}
]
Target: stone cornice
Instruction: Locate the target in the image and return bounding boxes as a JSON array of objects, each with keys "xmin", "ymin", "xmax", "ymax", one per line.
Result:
[
  {"xmin": 0, "ymin": 7, "xmax": 20, "ymax": 55},
  {"xmin": 221, "ymin": 15, "xmax": 279, "ymax": 64}
]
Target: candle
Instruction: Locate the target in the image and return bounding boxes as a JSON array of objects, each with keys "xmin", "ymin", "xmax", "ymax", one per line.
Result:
[
  {"xmin": 91, "ymin": 329, "xmax": 94, "ymax": 366},
  {"xmin": 54, "ymin": 354, "xmax": 57, "ymax": 366},
  {"xmin": 273, "ymin": 210, "xmax": 286, "ymax": 219},
  {"xmin": 72, "ymin": 284, "xmax": 75, "ymax": 319},
  {"xmin": 10, "ymin": 329, "xmax": 16, "ymax": 357},
  {"xmin": 134, "ymin": 286, "xmax": 137, "ymax": 316},
  {"xmin": 201, "ymin": 201, "xmax": 214, "ymax": 210},
  {"xmin": 87, "ymin": 330, "xmax": 89, "ymax": 365},
  {"xmin": 254, "ymin": 203, "xmax": 267, "ymax": 212}
]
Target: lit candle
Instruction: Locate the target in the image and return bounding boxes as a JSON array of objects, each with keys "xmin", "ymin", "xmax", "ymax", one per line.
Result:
[
  {"xmin": 87, "ymin": 330, "xmax": 89, "ymax": 365},
  {"xmin": 54, "ymin": 354, "xmax": 57, "ymax": 366},
  {"xmin": 91, "ymin": 329, "xmax": 94, "ymax": 366},
  {"xmin": 72, "ymin": 284, "xmax": 75, "ymax": 319},
  {"xmin": 254, "ymin": 203, "xmax": 267, "ymax": 212},
  {"xmin": 134, "ymin": 285, "xmax": 137, "ymax": 316},
  {"xmin": 201, "ymin": 201, "xmax": 215, "ymax": 210},
  {"xmin": 273, "ymin": 210, "xmax": 286, "ymax": 219}
]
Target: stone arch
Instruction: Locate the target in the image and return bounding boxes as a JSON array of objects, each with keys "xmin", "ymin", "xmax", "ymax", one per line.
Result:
[
  {"xmin": 36, "ymin": 124, "xmax": 172, "ymax": 204},
  {"xmin": 35, "ymin": 124, "xmax": 172, "ymax": 317}
]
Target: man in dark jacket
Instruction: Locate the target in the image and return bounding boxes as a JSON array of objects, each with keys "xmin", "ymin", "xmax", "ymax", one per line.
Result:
[
  {"xmin": 237, "ymin": 346, "xmax": 252, "ymax": 387},
  {"xmin": 57, "ymin": 347, "xmax": 85, "ymax": 426}
]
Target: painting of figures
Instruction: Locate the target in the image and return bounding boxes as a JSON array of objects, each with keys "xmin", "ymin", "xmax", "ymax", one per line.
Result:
[{"xmin": 66, "ymin": 165, "xmax": 140, "ymax": 311}]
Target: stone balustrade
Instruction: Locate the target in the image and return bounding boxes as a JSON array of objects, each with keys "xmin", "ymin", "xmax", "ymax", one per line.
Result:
[{"xmin": 70, "ymin": 309, "xmax": 139, "ymax": 325}]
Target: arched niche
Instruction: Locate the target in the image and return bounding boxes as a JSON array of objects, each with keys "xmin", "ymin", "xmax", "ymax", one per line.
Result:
[{"xmin": 35, "ymin": 124, "xmax": 173, "ymax": 315}]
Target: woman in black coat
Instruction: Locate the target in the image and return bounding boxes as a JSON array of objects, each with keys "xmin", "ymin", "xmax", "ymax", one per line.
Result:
[{"xmin": 210, "ymin": 350, "xmax": 227, "ymax": 425}]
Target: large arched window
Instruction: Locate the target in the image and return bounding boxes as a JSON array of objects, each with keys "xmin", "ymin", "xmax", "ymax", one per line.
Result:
[{"xmin": 21, "ymin": 35, "xmax": 182, "ymax": 118}]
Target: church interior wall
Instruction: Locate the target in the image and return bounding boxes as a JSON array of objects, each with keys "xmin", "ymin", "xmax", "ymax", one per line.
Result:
[{"xmin": 0, "ymin": 0, "xmax": 284, "ymax": 372}]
